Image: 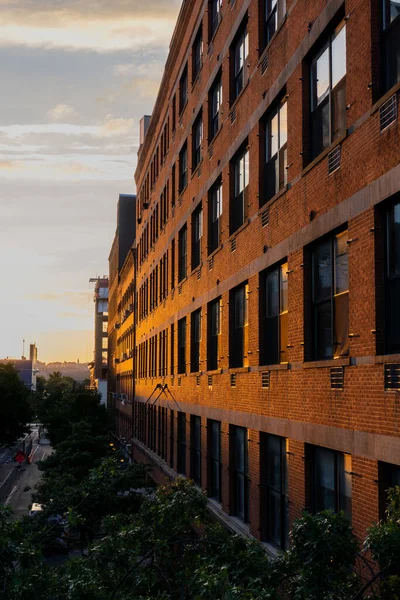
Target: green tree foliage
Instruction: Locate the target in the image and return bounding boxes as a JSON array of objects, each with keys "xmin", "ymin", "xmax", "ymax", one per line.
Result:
[{"xmin": 0, "ymin": 363, "xmax": 32, "ymax": 445}]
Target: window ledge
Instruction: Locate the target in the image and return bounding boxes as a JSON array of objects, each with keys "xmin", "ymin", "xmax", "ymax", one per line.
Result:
[
  {"xmin": 256, "ymin": 363, "xmax": 289, "ymax": 372},
  {"xmin": 303, "ymin": 357, "xmax": 350, "ymax": 369},
  {"xmin": 208, "ymin": 18, "xmax": 223, "ymax": 49},
  {"xmin": 375, "ymin": 353, "xmax": 400, "ymax": 364},
  {"xmin": 229, "ymin": 79, "xmax": 250, "ymax": 113},
  {"xmin": 228, "ymin": 218, "xmax": 250, "ymax": 241},
  {"xmin": 261, "ymin": 541, "xmax": 281, "ymax": 558},
  {"xmin": 208, "ymin": 123, "xmax": 223, "ymax": 147},
  {"xmin": 206, "ymin": 369, "xmax": 223, "ymax": 375},
  {"xmin": 257, "ymin": 14, "xmax": 287, "ymax": 69},
  {"xmin": 258, "ymin": 185, "xmax": 288, "ymax": 215},
  {"xmin": 178, "ymin": 184, "xmax": 188, "ymax": 198},
  {"xmin": 189, "ymin": 371, "xmax": 201, "ymax": 376},
  {"xmin": 191, "ymin": 66, "xmax": 203, "ymax": 91},
  {"xmin": 179, "ymin": 100, "xmax": 188, "ymax": 119},
  {"xmin": 207, "ymin": 243, "xmax": 223, "ymax": 260},
  {"xmin": 191, "ymin": 158, "xmax": 203, "ymax": 179},
  {"xmin": 227, "ymin": 366, "xmax": 250, "ymax": 374},
  {"xmin": 371, "ymin": 81, "xmax": 400, "ymax": 116},
  {"xmin": 301, "ymin": 132, "xmax": 347, "ymax": 178},
  {"xmin": 190, "ymin": 263, "xmax": 202, "ymax": 277}
]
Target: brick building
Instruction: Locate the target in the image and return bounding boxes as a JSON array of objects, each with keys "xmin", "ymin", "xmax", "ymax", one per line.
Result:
[
  {"xmin": 124, "ymin": 0, "xmax": 400, "ymax": 550},
  {"xmin": 88, "ymin": 277, "xmax": 109, "ymax": 403},
  {"xmin": 108, "ymin": 194, "xmax": 136, "ymax": 444}
]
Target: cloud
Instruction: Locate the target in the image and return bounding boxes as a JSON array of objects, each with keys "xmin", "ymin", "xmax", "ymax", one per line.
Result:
[
  {"xmin": 100, "ymin": 114, "xmax": 134, "ymax": 136},
  {"xmin": 0, "ymin": 159, "xmax": 22, "ymax": 170},
  {"xmin": 47, "ymin": 103, "xmax": 77, "ymax": 121}
]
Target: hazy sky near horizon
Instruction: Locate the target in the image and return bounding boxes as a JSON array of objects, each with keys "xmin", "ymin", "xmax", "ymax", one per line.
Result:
[{"xmin": 0, "ymin": 0, "xmax": 181, "ymax": 363}]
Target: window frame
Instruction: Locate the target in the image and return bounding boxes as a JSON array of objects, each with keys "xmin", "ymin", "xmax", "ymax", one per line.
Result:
[
  {"xmin": 177, "ymin": 317, "xmax": 187, "ymax": 374},
  {"xmin": 209, "ymin": 72, "xmax": 223, "ymax": 142},
  {"xmin": 209, "ymin": 0, "xmax": 222, "ymax": 41},
  {"xmin": 179, "ymin": 65, "xmax": 188, "ymax": 115},
  {"xmin": 309, "ymin": 445, "xmax": 352, "ymax": 522},
  {"xmin": 190, "ymin": 415, "xmax": 202, "ymax": 486},
  {"xmin": 231, "ymin": 22, "xmax": 249, "ymax": 104},
  {"xmin": 208, "ymin": 178, "xmax": 222, "ymax": 255},
  {"xmin": 208, "ymin": 419, "xmax": 222, "ymax": 501},
  {"xmin": 263, "ymin": 97, "xmax": 288, "ymax": 205},
  {"xmin": 384, "ymin": 200, "xmax": 400, "ymax": 353},
  {"xmin": 382, "ymin": 0, "xmax": 400, "ymax": 92},
  {"xmin": 207, "ymin": 297, "xmax": 221, "ymax": 371},
  {"xmin": 230, "ymin": 426, "xmax": 249, "ymax": 522},
  {"xmin": 309, "ymin": 20, "xmax": 347, "ymax": 161},
  {"xmin": 190, "ymin": 308, "xmax": 201, "ymax": 372},
  {"xmin": 191, "ymin": 203, "xmax": 203, "ymax": 270},
  {"xmin": 179, "ymin": 142, "xmax": 188, "ymax": 194},
  {"xmin": 229, "ymin": 283, "xmax": 249, "ymax": 368},
  {"xmin": 260, "ymin": 261, "xmax": 288, "ymax": 365},
  {"xmin": 178, "ymin": 224, "xmax": 187, "ymax": 283},
  {"xmin": 230, "ymin": 144, "xmax": 249, "ymax": 234},
  {"xmin": 192, "ymin": 111, "xmax": 203, "ymax": 171},
  {"xmin": 192, "ymin": 26, "xmax": 203, "ymax": 82}
]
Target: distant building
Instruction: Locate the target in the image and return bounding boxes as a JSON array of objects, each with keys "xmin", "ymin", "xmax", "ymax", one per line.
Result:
[
  {"xmin": 89, "ymin": 277, "xmax": 109, "ymax": 404},
  {"xmin": 108, "ymin": 194, "xmax": 136, "ymax": 444},
  {"xmin": 0, "ymin": 343, "xmax": 38, "ymax": 391}
]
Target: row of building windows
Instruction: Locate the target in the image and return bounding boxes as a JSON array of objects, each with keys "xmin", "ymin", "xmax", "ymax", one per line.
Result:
[
  {"xmin": 132, "ymin": 402, "xmax": 400, "ymax": 549},
  {"xmin": 137, "ymin": 1, "xmax": 400, "ymax": 220},
  {"xmin": 135, "ymin": 196, "xmax": 400, "ymax": 373}
]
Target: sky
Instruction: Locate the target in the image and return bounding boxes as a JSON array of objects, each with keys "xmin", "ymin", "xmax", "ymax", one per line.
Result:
[{"xmin": 0, "ymin": 0, "xmax": 181, "ymax": 363}]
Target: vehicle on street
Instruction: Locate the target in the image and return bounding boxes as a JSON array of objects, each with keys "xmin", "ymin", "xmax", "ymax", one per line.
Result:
[{"xmin": 29, "ymin": 503, "xmax": 43, "ymax": 517}]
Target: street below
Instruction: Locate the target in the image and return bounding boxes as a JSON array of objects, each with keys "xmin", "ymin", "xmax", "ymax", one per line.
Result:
[{"xmin": 0, "ymin": 425, "xmax": 52, "ymax": 518}]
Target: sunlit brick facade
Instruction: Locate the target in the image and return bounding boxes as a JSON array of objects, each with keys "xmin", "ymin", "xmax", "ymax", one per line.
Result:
[{"xmin": 129, "ymin": 0, "xmax": 400, "ymax": 549}]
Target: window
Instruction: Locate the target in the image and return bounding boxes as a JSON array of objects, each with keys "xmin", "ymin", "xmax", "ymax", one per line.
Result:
[
  {"xmin": 264, "ymin": 98, "xmax": 287, "ymax": 204},
  {"xmin": 310, "ymin": 21, "xmax": 346, "ymax": 160},
  {"xmin": 209, "ymin": 72, "xmax": 223, "ymax": 141},
  {"xmin": 179, "ymin": 65, "xmax": 188, "ymax": 114},
  {"xmin": 382, "ymin": 0, "xmax": 400, "ymax": 92},
  {"xmin": 192, "ymin": 112, "xmax": 203, "ymax": 171},
  {"xmin": 191, "ymin": 309, "xmax": 201, "ymax": 372},
  {"xmin": 178, "ymin": 317, "xmax": 186, "ymax": 374},
  {"xmin": 207, "ymin": 298, "xmax": 221, "ymax": 371},
  {"xmin": 192, "ymin": 27, "xmax": 203, "ymax": 81},
  {"xmin": 209, "ymin": 0, "xmax": 222, "ymax": 41},
  {"xmin": 191, "ymin": 203, "xmax": 203, "ymax": 270},
  {"xmin": 170, "ymin": 323, "xmax": 175, "ymax": 375},
  {"xmin": 385, "ymin": 201, "xmax": 400, "ymax": 352},
  {"xmin": 172, "ymin": 94, "xmax": 176, "ymax": 132},
  {"xmin": 169, "ymin": 410, "xmax": 174, "ymax": 467},
  {"xmin": 178, "ymin": 224, "xmax": 187, "ymax": 282},
  {"xmin": 190, "ymin": 415, "xmax": 202, "ymax": 486},
  {"xmin": 230, "ymin": 426, "xmax": 249, "ymax": 521},
  {"xmin": 260, "ymin": 262, "xmax": 288, "ymax": 365},
  {"xmin": 260, "ymin": 433, "xmax": 288, "ymax": 549},
  {"xmin": 171, "ymin": 239, "xmax": 176, "ymax": 291},
  {"xmin": 229, "ymin": 284, "xmax": 249, "ymax": 368},
  {"xmin": 308, "ymin": 446, "xmax": 352, "ymax": 521},
  {"xmin": 208, "ymin": 178, "xmax": 222, "ymax": 255},
  {"xmin": 378, "ymin": 461, "xmax": 400, "ymax": 518},
  {"xmin": 177, "ymin": 412, "xmax": 186, "ymax": 474},
  {"xmin": 231, "ymin": 23, "xmax": 249, "ymax": 103},
  {"xmin": 172, "ymin": 163, "xmax": 176, "ymax": 207},
  {"xmin": 230, "ymin": 145, "xmax": 249, "ymax": 234},
  {"xmin": 179, "ymin": 143, "xmax": 188, "ymax": 193},
  {"xmin": 263, "ymin": 0, "xmax": 285, "ymax": 48},
  {"xmin": 208, "ymin": 420, "xmax": 221, "ymax": 500},
  {"xmin": 310, "ymin": 230, "xmax": 349, "ymax": 360}
]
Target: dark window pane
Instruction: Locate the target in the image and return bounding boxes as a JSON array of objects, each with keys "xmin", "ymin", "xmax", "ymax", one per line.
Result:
[
  {"xmin": 313, "ymin": 239, "xmax": 332, "ymax": 302},
  {"xmin": 314, "ymin": 447, "xmax": 336, "ymax": 512},
  {"xmin": 314, "ymin": 301, "xmax": 332, "ymax": 359}
]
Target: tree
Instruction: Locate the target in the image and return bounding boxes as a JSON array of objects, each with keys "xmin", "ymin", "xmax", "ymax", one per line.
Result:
[{"xmin": 0, "ymin": 363, "xmax": 32, "ymax": 445}]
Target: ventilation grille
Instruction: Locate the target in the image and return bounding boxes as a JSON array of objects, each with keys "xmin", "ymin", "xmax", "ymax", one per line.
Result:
[
  {"xmin": 380, "ymin": 94, "xmax": 397, "ymax": 132},
  {"xmin": 178, "ymin": 376, "xmax": 182, "ymax": 387},
  {"xmin": 230, "ymin": 373, "xmax": 237, "ymax": 388},
  {"xmin": 197, "ymin": 268, "xmax": 201, "ymax": 280},
  {"xmin": 208, "ymin": 375, "xmax": 213, "ymax": 387},
  {"xmin": 197, "ymin": 164, "xmax": 202, "ymax": 178},
  {"xmin": 261, "ymin": 207, "xmax": 269, "ymax": 227},
  {"xmin": 261, "ymin": 371, "xmax": 270, "ymax": 389},
  {"xmin": 208, "ymin": 255, "xmax": 214, "ymax": 271},
  {"xmin": 330, "ymin": 366, "xmax": 344, "ymax": 390},
  {"xmin": 384, "ymin": 363, "xmax": 400, "ymax": 390},
  {"xmin": 261, "ymin": 52, "xmax": 269, "ymax": 75},
  {"xmin": 171, "ymin": 376, "xmax": 174, "ymax": 386},
  {"xmin": 328, "ymin": 144, "xmax": 341, "ymax": 174},
  {"xmin": 230, "ymin": 107, "xmax": 237, "ymax": 123},
  {"xmin": 196, "ymin": 375, "xmax": 200, "ymax": 386},
  {"xmin": 208, "ymin": 144, "xmax": 214, "ymax": 159},
  {"xmin": 178, "ymin": 284, "xmax": 182, "ymax": 295},
  {"xmin": 230, "ymin": 237, "xmax": 237, "ymax": 252}
]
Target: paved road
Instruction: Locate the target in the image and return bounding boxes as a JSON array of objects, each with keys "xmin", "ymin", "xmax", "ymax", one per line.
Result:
[{"xmin": 0, "ymin": 426, "xmax": 52, "ymax": 518}]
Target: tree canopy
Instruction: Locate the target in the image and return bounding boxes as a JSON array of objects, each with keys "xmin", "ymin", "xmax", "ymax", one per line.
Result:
[{"xmin": 0, "ymin": 363, "xmax": 32, "ymax": 445}]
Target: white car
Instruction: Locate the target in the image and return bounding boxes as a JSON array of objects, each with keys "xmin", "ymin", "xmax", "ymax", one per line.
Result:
[{"xmin": 29, "ymin": 503, "xmax": 43, "ymax": 517}]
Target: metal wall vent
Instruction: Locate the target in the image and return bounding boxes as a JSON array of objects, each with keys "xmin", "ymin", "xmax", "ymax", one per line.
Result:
[
  {"xmin": 261, "ymin": 52, "xmax": 269, "ymax": 75},
  {"xmin": 330, "ymin": 366, "xmax": 344, "ymax": 390},
  {"xmin": 208, "ymin": 144, "xmax": 214, "ymax": 159},
  {"xmin": 197, "ymin": 268, "xmax": 201, "ymax": 280},
  {"xmin": 178, "ymin": 284, "xmax": 182, "ymax": 295},
  {"xmin": 230, "ymin": 107, "xmax": 237, "ymax": 123},
  {"xmin": 261, "ymin": 371, "xmax": 270, "ymax": 389},
  {"xmin": 230, "ymin": 373, "xmax": 237, "ymax": 388},
  {"xmin": 261, "ymin": 207, "xmax": 269, "ymax": 227},
  {"xmin": 197, "ymin": 164, "xmax": 202, "ymax": 178},
  {"xmin": 380, "ymin": 94, "xmax": 397, "ymax": 132},
  {"xmin": 328, "ymin": 144, "xmax": 341, "ymax": 175},
  {"xmin": 208, "ymin": 375, "xmax": 213, "ymax": 387},
  {"xmin": 208, "ymin": 255, "xmax": 214, "ymax": 271},
  {"xmin": 196, "ymin": 375, "xmax": 200, "ymax": 386},
  {"xmin": 384, "ymin": 363, "xmax": 400, "ymax": 390},
  {"xmin": 178, "ymin": 376, "xmax": 182, "ymax": 387},
  {"xmin": 231, "ymin": 237, "xmax": 237, "ymax": 252}
]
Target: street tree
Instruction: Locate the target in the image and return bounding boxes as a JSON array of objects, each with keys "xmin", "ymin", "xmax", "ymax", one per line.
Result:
[{"xmin": 0, "ymin": 363, "xmax": 32, "ymax": 445}]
